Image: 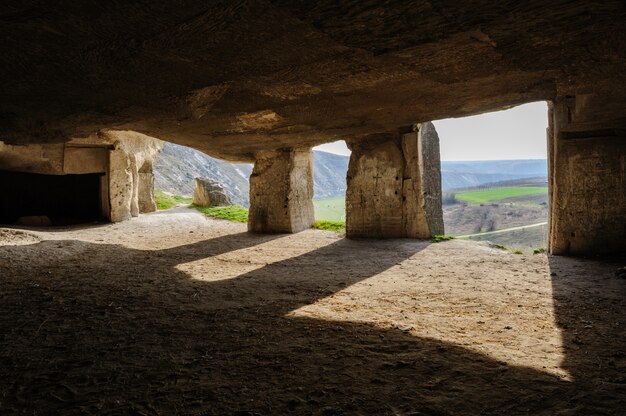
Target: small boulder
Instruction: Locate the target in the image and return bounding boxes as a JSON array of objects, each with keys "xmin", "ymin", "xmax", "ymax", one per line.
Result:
[{"xmin": 193, "ymin": 178, "xmax": 232, "ymax": 207}]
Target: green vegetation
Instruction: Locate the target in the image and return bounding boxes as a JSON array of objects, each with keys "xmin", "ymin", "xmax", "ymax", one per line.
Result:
[
  {"xmin": 455, "ymin": 186, "xmax": 548, "ymax": 204},
  {"xmin": 313, "ymin": 220, "xmax": 345, "ymax": 234},
  {"xmin": 432, "ymin": 235, "xmax": 455, "ymax": 243},
  {"xmin": 155, "ymin": 189, "xmax": 192, "ymax": 210},
  {"xmin": 533, "ymin": 247, "xmax": 547, "ymax": 254},
  {"xmin": 313, "ymin": 196, "xmax": 346, "ymax": 222},
  {"xmin": 513, "ymin": 250, "xmax": 524, "ymax": 255},
  {"xmin": 192, "ymin": 205, "xmax": 249, "ymax": 223}
]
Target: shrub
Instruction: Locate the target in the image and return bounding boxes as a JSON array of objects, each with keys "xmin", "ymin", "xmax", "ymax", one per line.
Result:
[
  {"xmin": 513, "ymin": 250, "xmax": 524, "ymax": 255},
  {"xmin": 533, "ymin": 247, "xmax": 547, "ymax": 254}
]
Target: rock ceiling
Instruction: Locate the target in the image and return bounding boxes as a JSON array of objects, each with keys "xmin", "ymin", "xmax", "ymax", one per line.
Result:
[{"xmin": 1, "ymin": 1, "xmax": 625, "ymax": 161}]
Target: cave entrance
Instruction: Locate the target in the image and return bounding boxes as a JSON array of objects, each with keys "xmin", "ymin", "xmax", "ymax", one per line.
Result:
[
  {"xmin": 433, "ymin": 101, "xmax": 549, "ymax": 253},
  {"xmin": 0, "ymin": 170, "xmax": 108, "ymax": 226},
  {"xmin": 312, "ymin": 140, "xmax": 350, "ymax": 227}
]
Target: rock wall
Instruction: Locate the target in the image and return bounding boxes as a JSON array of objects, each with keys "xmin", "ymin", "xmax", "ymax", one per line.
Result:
[
  {"xmin": 100, "ymin": 131, "xmax": 163, "ymax": 221},
  {"xmin": 549, "ymin": 98, "xmax": 626, "ymax": 254},
  {"xmin": 0, "ymin": 131, "xmax": 163, "ymax": 223},
  {"xmin": 346, "ymin": 123, "xmax": 443, "ymax": 239},
  {"xmin": 248, "ymin": 149, "xmax": 314, "ymax": 233}
]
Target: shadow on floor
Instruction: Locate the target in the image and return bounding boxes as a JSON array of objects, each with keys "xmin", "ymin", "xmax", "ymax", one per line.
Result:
[{"xmin": 0, "ymin": 232, "xmax": 624, "ymax": 414}]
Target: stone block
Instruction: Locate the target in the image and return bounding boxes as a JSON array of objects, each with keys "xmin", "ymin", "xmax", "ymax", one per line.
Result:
[
  {"xmin": 346, "ymin": 122, "xmax": 444, "ymax": 239},
  {"xmin": 193, "ymin": 177, "xmax": 232, "ymax": 207},
  {"xmin": 248, "ymin": 148, "xmax": 314, "ymax": 233}
]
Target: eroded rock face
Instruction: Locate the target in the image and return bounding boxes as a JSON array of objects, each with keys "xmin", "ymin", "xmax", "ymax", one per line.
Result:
[
  {"xmin": 248, "ymin": 149, "xmax": 315, "ymax": 233},
  {"xmin": 0, "ymin": 131, "xmax": 163, "ymax": 223},
  {"xmin": 548, "ymin": 98, "xmax": 626, "ymax": 254},
  {"xmin": 98, "ymin": 131, "xmax": 163, "ymax": 221},
  {"xmin": 193, "ymin": 178, "xmax": 232, "ymax": 207},
  {"xmin": 0, "ymin": 3, "xmax": 624, "ymax": 253},
  {"xmin": 346, "ymin": 123, "xmax": 443, "ymax": 239},
  {"xmin": 0, "ymin": 2, "xmax": 624, "ymax": 161}
]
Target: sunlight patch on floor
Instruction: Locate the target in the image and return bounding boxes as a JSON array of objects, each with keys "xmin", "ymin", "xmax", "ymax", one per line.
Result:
[
  {"xmin": 177, "ymin": 233, "xmax": 338, "ymax": 282},
  {"xmin": 287, "ymin": 253, "xmax": 571, "ymax": 381}
]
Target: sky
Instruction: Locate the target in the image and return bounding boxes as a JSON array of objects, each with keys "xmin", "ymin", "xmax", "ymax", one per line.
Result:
[{"xmin": 314, "ymin": 101, "xmax": 548, "ymax": 161}]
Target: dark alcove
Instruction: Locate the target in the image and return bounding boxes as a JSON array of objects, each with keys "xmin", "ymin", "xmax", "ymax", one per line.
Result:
[{"xmin": 0, "ymin": 170, "xmax": 106, "ymax": 225}]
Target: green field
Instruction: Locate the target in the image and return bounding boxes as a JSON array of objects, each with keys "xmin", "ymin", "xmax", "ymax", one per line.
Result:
[
  {"xmin": 313, "ymin": 196, "xmax": 346, "ymax": 221},
  {"xmin": 455, "ymin": 186, "xmax": 548, "ymax": 204}
]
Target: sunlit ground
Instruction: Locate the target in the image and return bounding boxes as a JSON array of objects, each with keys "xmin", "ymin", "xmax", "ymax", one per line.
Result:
[{"xmin": 4, "ymin": 208, "xmax": 624, "ymax": 414}]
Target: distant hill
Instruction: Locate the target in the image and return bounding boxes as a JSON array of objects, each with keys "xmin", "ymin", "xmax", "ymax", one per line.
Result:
[
  {"xmin": 312, "ymin": 151, "xmax": 349, "ymax": 198},
  {"xmin": 440, "ymin": 159, "xmax": 547, "ymax": 191},
  {"xmin": 154, "ymin": 142, "xmax": 252, "ymax": 206},
  {"xmin": 154, "ymin": 143, "xmax": 349, "ymax": 206},
  {"xmin": 154, "ymin": 142, "xmax": 547, "ymax": 203}
]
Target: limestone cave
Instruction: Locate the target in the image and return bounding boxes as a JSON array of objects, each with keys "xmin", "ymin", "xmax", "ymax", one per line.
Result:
[{"xmin": 0, "ymin": 1, "xmax": 624, "ymax": 414}]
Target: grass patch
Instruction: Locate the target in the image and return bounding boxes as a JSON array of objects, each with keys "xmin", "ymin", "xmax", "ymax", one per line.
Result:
[
  {"xmin": 313, "ymin": 196, "xmax": 346, "ymax": 222},
  {"xmin": 513, "ymin": 250, "xmax": 524, "ymax": 255},
  {"xmin": 192, "ymin": 205, "xmax": 249, "ymax": 223},
  {"xmin": 533, "ymin": 247, "xmax": 547, "ymax": 254},
  {"xmin": 313, "ymin": 220, "xmax": 345, "ymax": 233},
  {"xmin": 155, "ymin": 190, "xmax": 192, "ymax": 210},
  {"xmin": 455, "ymin": 186, "xmax": 548, "ymax": 204},
  {"xmin": 432, "ymin": 235, "xmax": 455, "ymax": 243}
]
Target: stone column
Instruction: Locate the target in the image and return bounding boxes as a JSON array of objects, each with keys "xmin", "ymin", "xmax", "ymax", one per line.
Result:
[
  {"xmin": 346, "ymin": 122, "xmax": 444, "ymax": 239},
  {"xmin": 548, "ymin": 96, "xmax": 626, "ymax": 255},
  {"xmin": 248, "ymin": 148, "xmax": 315, "ymax": 233}
]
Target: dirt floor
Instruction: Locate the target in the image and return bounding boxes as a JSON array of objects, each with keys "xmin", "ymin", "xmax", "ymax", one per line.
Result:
[{"xmin": 1, "ymin": 208, "xmax": 624, "ymax": 415}]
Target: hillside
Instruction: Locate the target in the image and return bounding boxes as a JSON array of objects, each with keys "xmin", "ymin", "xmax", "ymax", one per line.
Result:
[
  {"xmin": 154, "ymin": 143, "xmax": 349, "ymax": 206},
  {"xmin": 312, "ymin": 151, "xmax": 349, "ymax": 198},
  {"xmin": 440, "ymin": 159, "xmax": 547, "ymax": 190},
  {"xmin": 155, "ymin": 143, "xmax": 547, "ymax": 205},
  {"xmin": 154, "ymin": 142, "xmax": 252, "ymax": 206}
]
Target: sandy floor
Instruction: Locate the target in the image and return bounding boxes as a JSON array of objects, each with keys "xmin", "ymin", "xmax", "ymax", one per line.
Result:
[{"xmin": 1, "ymin": 208, "xmax": 624, "ymax": 415}]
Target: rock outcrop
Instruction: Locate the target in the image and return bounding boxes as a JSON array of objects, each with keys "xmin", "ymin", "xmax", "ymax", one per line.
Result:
[{"xmin": 193, "ymin": 178, "xmax": 232, "ymax": 207}]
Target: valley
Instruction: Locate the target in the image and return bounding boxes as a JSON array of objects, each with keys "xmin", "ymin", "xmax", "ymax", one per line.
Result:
[{"xmin": 154, "ymin": 144, "xmax": 548, "ymax": 252}]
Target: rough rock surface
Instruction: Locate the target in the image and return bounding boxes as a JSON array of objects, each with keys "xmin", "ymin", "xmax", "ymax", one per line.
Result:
[
  {"xmin": 0, "ymin": 131, "xmax": 163, "ymax": 223},
  {"xmin": 248, "ymin": 149, "xmax": 315, "ymax": 233},
  {"xmin": 96, "ymin": 131, "xmax": 164, "ymax": 222},
  {"xmin": 548, "ymin": 98, "xmax": 626, "ymax": 254},
  {"xmin": 0, "ymin": 2, "xmax": 624, "ymax": 252},
  {"xmin": 0, "ymin": 2, "xmax": 624, "ymax": 161},
  {"xmin": 193, "ymin": 178, "xmax": 232, "ymax": 207},
  {"xmin": 346, "ymin": 123, "xmax": 443, "ymax": 239}
]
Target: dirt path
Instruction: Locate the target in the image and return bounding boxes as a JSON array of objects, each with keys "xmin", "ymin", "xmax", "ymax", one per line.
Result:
[
  {"xmin": 456, "ymin": 221, "xmax": 548, "ymax": 238},
  {"xmin": 0, "ymin": 208, "xmax": 624, "ymax": 415}
]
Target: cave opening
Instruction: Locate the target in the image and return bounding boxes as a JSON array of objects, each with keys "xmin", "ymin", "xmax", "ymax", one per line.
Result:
[
  {"xmin": 434, "ymin": 101, "xmax": 549, "ymax": 253},
  {"xmin": 312, "ymin": 140, "xmax": 350, "ymax": 227},
  {"xmin": 0, "ymin": 171, "xmax": 107, "ymax": 226}
]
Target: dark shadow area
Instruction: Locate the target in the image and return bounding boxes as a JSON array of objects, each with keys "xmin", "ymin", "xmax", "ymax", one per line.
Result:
[
  {"xmin": 0, "ymin": 231, "xmax": 624, "ymax": 414},
  {"xmin": 0, "ymin": 170, "xmax": 105, "ymax": 225},
  {"xmin": 548, "ymin": 254, "xmax": 626, "ymax": 414}
]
